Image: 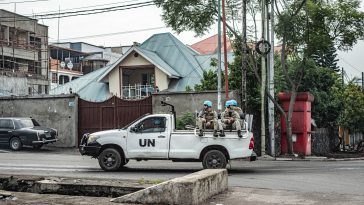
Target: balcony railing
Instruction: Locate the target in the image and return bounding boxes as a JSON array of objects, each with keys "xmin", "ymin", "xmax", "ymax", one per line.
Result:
[{"xmin": 122, "ymin": 84, "xmax": 156, "ymax": 99}]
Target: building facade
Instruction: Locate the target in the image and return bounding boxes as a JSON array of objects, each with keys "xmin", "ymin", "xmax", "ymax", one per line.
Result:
[{"xmin": 0, "ymin": 9, "xmax": 49, "ymax": 96}]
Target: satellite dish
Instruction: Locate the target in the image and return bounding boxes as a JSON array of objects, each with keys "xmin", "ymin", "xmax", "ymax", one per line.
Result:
[
  {"xmin": 60, "ymin": 61, "xmax": 66, "ymax": 68},
  {"xmin": 67, "ymin": 61, "xmax": 73, "ymax": 69}
]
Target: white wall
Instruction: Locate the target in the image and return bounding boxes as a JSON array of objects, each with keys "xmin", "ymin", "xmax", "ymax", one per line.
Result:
[{"xmin": 155, "ymin": 67, "xmax": 169, "ymax": 91}]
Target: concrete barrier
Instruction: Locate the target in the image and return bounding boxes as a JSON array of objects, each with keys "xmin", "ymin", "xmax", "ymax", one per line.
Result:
[{"xmin": 111, "ymin": 169, "xmax": 228, "ymax": 205}]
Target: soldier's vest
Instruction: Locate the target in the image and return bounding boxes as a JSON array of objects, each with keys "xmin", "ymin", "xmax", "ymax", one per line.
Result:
[
  {"xmin": 204, "ymin": 111, "xmax": 215, "ymax": 122},
  {"xmin": 222, "ymin": 111, "xmax": 232, "ymax": 119}
]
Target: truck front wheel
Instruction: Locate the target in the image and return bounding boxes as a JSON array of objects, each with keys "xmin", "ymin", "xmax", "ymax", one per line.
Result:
[
  {"xmin": 98, "ymin": 148, "xmax": 122, "ymax": 171},
  {"xmin": 202, "ymin": 150, "xmax": 227, "ymax": 169}
]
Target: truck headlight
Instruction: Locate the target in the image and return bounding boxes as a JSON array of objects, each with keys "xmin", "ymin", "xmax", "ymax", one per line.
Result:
[{"xmin": 87, "ymin": 134, "xmax": 100, "ymax": 144}]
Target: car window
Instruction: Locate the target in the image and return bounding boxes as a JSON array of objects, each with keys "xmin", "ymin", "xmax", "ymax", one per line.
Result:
[
  {"xmin": 137, "ymin": 117, "xmax": 166, "ymax": 133},
  {"xmin": 14, "ymin": 119, "xmax": 34, "ymax": 128},
  {"xmin": 0, "ymin": 119, "xmax": 13, "ymax": 129}
]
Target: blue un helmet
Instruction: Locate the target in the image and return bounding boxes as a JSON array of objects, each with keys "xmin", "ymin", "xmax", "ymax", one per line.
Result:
[
  {"xmin": 225, "ymin": 100, "xmax": 233, "ymax": 108},
  {"xmin": 230, "ymin": 99, "xmax": 238, "ymax": 106},
  {"xmin": 203, "ymin": 100, "xmax": 212, "ymax": 107}
]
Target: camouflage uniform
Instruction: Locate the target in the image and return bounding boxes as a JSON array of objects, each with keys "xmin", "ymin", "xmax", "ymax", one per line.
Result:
[
  {"xmin": 231, "ymin": 105, "xmax": 245, "ymax": 129},
  {"xmin": 197, "ymin": 109, "xmax": 219, "ymax": 130},
  {"xmin": 219, "ymin": 109, "xmax": 241, "ymax": 131}
]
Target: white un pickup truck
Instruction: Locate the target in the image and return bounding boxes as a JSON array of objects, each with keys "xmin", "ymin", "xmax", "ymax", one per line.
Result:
[{"xmin": 79, "ymin": 103, "xmax": 256, "ymax": 171}]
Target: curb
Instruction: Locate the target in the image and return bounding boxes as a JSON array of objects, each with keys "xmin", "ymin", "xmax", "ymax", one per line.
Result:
[{"xmin": 259, "ymin": 156, "xmax": 364, "ymax": 162}]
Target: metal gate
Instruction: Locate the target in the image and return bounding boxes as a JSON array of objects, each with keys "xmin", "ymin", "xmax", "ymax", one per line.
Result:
[{"xmin": 78, "ymin": 96, "xmax": 152, "ymax": 145}]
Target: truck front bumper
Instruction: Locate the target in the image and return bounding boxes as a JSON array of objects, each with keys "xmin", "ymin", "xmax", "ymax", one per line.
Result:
[{"xmin": 79, "ymin": 134, "xmax": 101, "ymax": 157}]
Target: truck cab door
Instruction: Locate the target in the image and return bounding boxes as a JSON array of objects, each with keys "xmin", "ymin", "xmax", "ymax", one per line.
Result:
[{"xmin": 127, "ymin": 116, "xmax": 169, "ymax": 159}]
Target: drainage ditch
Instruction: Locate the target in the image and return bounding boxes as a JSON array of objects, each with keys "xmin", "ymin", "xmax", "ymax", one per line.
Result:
[{"xmin": 0, "ymin": 175, "xmax": 148, "ymax": 198}]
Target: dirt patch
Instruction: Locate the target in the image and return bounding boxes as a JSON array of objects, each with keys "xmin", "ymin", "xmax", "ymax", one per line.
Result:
[{"xmin": 0, "ymin": 175, "xmax": 151, "ymax": 198}]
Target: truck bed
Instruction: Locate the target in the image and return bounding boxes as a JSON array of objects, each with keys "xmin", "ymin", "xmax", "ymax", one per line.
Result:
[{"xmin": 172, "ymin": 129, "xmax": 250, "ymax": 139}]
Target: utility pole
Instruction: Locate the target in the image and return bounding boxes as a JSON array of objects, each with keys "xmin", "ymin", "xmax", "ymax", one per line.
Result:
[
  {"xmin": 260, "ymin": 0, "xmax": 267, "ymax": 156},
  {"xmin": 56, "ymin": 5, "xmax": 60, "ymax": 84},
  {"xmin": 341, "ymin": 67, "xmax": 344, "ymax": 86},
  {"xmin": 268, "ymin": 0, "xmax": 275, "ymax": 156},
  {"xmin": 362, "ymin": 72, "xmax": 364, "ymax": 92},
  {"xmin": 217, "ymin": 0, "xmax": 222, "ymax": 111},
  {"xmin": 241, "ymin": 0, "xmax": 247, "ymax": 112},
  {"xmin": 222, "ymin": 0, "xmax": 229, "ymax": 99}
]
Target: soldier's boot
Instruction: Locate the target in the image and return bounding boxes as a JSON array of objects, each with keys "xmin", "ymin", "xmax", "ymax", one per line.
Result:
[
  {"xmin": 219, "ymin": 130, "xmax": 225, "ymax": 137},
  {"xmin": 199, "ymin": 129, "xmax": 204, "ymax": 137},
  {"xmin": 213, "ymin": 130, "xmax": 218, "ymax": 137},
  {"xmin": 237, "ymin": 130, "xmax": 242, "ymax": 138}
]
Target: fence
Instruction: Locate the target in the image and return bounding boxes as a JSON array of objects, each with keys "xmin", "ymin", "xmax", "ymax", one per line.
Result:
[{"xmin": 122, "ymin": 84, "xmax": 156, "ymax": 100}]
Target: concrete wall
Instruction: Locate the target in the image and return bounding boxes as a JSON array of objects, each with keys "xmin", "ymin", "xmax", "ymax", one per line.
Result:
[
  {"xmin": 112, "ymin": 169, "xmax": 228, "ymax": 205},
  {"xmin": 152, "ymin": 90, "xmax": 240, "ymax": 116},
  {"xmin": 0, "ymin": 75, "xmax": 49, "ymax": 96},
  {"xmin": 0, "ymin": 94, "xmax": 78, "ymax": 147},
  {"xmin": 0, "ymin": 75, "xmax": 28, "ymax": 95}
]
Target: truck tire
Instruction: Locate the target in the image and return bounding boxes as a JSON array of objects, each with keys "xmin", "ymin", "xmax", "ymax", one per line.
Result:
[
  {"xmin": 202, "ymin": 150, "xmax": 227, "ymax": 169},
  {"xmin": 98, "ymin": 148, "xmax": 122, "ymax": 171},
  {"xmin": 9, "ymin": 137, "xmax": 22, "ymax": 151}
]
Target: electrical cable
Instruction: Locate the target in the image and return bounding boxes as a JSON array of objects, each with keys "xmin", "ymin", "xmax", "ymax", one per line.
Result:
[
  {"xmin": 0, "ymin": 1, "xmax": 155, "ymax": 22},
  {"xmin": 0, "ymin": 0, "xmax": 48, "ymax": 4}
]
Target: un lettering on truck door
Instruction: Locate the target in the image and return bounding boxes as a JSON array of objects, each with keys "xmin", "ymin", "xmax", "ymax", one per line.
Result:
[
  {"xmin": 139, "ymin": 139, "xmax": 155, "ymax": 147},
  {"xmin": 127, "ymin": 117, "xmax": 169, "ymax": 158}
]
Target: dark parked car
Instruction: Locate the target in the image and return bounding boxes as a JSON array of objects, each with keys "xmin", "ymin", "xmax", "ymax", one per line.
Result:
[{"xmin": 0, "ymin": 117, "xmax": 58, "ymax": 150}]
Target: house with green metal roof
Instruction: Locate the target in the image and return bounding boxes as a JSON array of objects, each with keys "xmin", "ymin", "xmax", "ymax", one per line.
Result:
[{"xmin": 50, "ymin": 32, "xmax": 232, "ymax": 101}]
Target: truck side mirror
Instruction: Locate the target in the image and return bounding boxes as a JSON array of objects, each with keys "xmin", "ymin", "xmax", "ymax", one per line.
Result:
[{"xmin": 131, "ymin": 126, "xmax": 138, "ymax": 132}]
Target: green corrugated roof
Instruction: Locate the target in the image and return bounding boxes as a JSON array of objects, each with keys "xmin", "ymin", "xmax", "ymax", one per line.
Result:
[
  {"xmin": 140, "ymin": 33, "xmax": 204, "ymax": 91},
  {"xmin": 50, "ymin": 65, "xmax": 112, "ymax": 102}
]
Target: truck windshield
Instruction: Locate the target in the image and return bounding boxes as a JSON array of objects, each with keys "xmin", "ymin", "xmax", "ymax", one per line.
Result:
[{"xmin": 121, "ymin": 114, "xmax": 150, "ymax": 130}]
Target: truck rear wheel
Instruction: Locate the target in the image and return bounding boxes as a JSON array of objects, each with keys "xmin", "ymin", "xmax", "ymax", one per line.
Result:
[
  {"xmin": 98, "ymin": 148, "xmax": 122, "ymax": 171},
  {"xmin": 202, "ymin": 150, "xmax": 227, "ymax": 169}
]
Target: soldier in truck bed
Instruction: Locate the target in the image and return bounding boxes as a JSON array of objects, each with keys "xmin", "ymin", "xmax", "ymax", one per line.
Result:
[
  {"xmin": 196, "ymin": 100, "xmax": 221, "ymax": 137},
  {"xmin": 220, "ymin": 100, "xmax": 243, "ymax": 138}
]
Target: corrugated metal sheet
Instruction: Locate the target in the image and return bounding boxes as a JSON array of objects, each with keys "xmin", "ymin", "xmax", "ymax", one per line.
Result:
[
  {"xmin": 50, "ymin": 65, "xmax": 112, "ymax": 102},
  {"xmin": 136, "ymin": 47, "xmax": 181, "ymax": 77},
  {"xmin": 140, "ymin": 33, "xmax": 204, "ymax": 91}
]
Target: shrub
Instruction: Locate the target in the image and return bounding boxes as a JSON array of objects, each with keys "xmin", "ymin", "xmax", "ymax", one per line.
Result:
[{"xmin": 176, "ymin": 112, "xmax": 195, "ymax": 130}]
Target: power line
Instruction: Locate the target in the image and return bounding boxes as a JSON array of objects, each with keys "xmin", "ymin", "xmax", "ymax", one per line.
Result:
[
  {"xmin": 50, "ymin": 26, "xmax": 166, "ymax": 42},
  {"xmin": 338, "ymin": 56, "xmax": 363, "ymax": 74},
  {"xmin": 0, "ymin": 1, "xmax": 154, "ymax": 21},
  {"xmin": 33, "ymin": 1, "xmax": 153, "ymax": 17},
  {"xmin": 0, "ymin": 0, "xmax": 49, "ymax": 4},
  {"xmin": 23, "ymin": 0, "xmax": 142, "ymax": 16}
]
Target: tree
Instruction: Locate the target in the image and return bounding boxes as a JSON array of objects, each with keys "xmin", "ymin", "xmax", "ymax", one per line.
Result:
[
  {"xmin": 155, "ymin": 0, "xmax": 364, "ymax": 155},
  {"xmin": 312, "ymin": 43, "xmax": 340, "ymax": 72},
  {"xmin": 338, "ymin": 83, "xmax": 364, "ymax": 133},
  {"xmin": 274, "ymin": 0, "xmax": 364, "ymax": 155},
  {"xmin": 194, "ymin": 70, "xmax": 224, "ymax": 91}
]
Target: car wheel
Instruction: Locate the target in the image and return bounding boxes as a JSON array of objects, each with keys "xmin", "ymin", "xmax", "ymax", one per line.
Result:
[
  {"xmin": 98, "ymin": 148, "xmax": 122, "ymax": 171},
  {"xmin": 9, "ymin": 137, "xmax": 22, "ymax": 151},
  {"xmin": 33, "ymin": 144, "xmax": 43, "ymax": 149},
  {"xmin": 202, "ymin": 150, "xmax": 227, "ymax": 169}
]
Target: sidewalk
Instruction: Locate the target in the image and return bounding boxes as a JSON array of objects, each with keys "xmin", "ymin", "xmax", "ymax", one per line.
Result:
[
  {"xmin": 2, "ymin": 186, "xmax": 364, "ymax": 205},
  {"xmin": 258, "ymin": 152, "xmax": 364, "ymax": 162}
]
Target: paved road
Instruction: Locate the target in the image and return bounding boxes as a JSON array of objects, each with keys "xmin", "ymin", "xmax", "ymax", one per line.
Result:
[{"xmin": 1, "ymin": 147, "xmax": 364, "ymax": 196}]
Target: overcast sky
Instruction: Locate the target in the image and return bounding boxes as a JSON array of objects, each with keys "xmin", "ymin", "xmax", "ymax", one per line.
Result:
[{"xmin": 1, "ymin": 0, "xmax": 363, "ymax": 79}]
